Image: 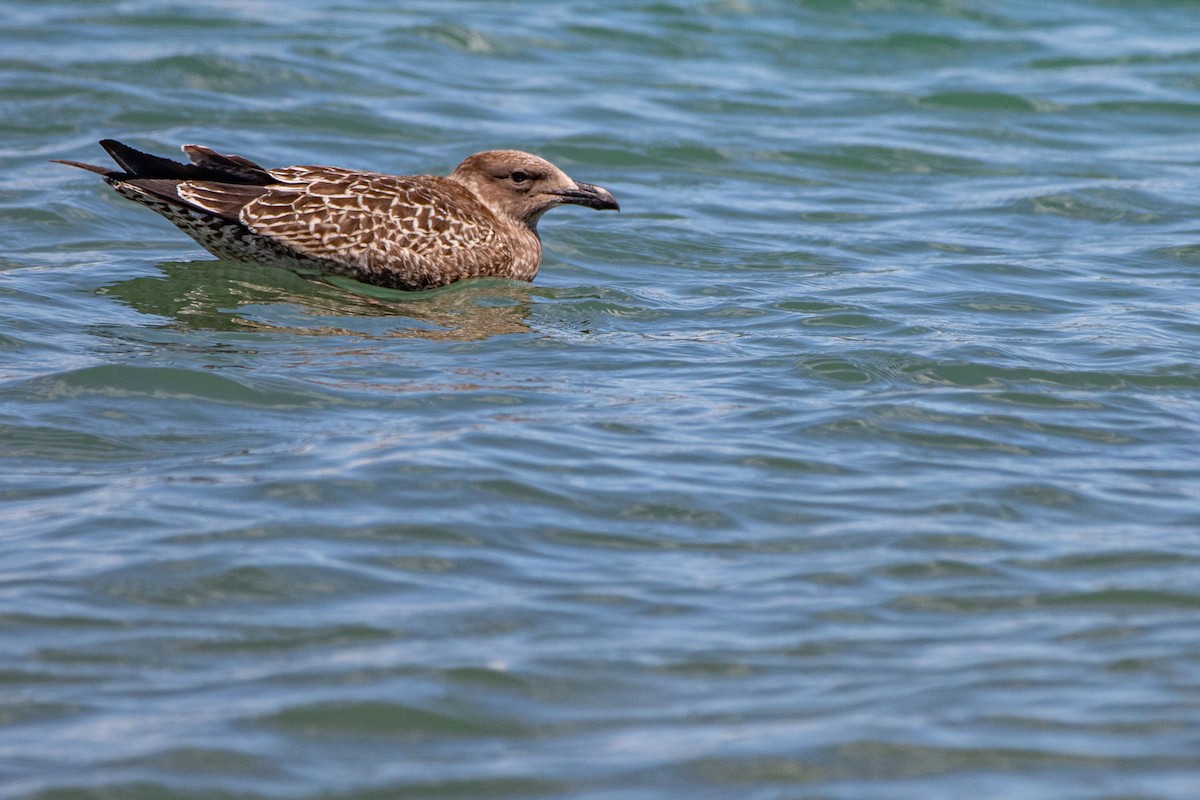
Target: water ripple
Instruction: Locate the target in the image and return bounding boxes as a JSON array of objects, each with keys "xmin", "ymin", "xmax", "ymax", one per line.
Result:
[{"xmin": 6, "ymin": 1, "xmax": 1200, "ymax": 798}]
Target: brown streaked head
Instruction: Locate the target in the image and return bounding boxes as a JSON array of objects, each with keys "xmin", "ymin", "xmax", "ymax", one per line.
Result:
[{"xmin": 448, "ymin": 150, "xmax": 619, "ymax": 228}]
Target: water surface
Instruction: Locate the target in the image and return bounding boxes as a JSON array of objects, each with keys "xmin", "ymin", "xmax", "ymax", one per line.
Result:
[{"xmin": 3, "ymin": 1, "xmax": 1200, "ymax": 798}]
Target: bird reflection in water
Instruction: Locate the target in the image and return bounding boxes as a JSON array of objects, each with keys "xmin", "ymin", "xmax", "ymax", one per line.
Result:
[{"xmin": 100, "ymin": 260, "xmax": 535, "ymax": 341}]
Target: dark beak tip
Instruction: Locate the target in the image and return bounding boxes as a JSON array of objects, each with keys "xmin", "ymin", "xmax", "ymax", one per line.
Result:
[
  {"xmin": 564, "ymin": 182, "xmax": 619, "ymax": 212},
  {"xmin": 593, "ymin": 196, "xmax": 620, "ymax": 213}
]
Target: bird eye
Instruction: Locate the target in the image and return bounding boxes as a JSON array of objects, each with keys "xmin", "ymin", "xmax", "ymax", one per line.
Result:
[{"xmin": 509, "ymin": 170, "xmax": 529, "ymax": 183}]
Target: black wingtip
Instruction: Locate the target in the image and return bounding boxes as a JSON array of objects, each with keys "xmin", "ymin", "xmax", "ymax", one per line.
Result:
[
  {"xmin": 97, "ymin": 139, "xmax": 184, "ymax": 177},
  {"xmin": 97, "ymin": 139, "xmax": 132, "ymax": 167},
  {"xmin": 90, "ymin": 139, "xmax": 274, "ymax": 184}
]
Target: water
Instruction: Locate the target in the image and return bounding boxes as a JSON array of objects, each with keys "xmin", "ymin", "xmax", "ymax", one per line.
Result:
[{"xmin": 3, "ymin": 1, "xmax": 1200, "ymax": 797}]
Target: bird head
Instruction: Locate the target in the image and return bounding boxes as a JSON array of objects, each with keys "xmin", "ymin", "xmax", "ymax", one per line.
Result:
[{"xmin": 449, "ymin": 150, "xmax": 619, "ymax": 229}]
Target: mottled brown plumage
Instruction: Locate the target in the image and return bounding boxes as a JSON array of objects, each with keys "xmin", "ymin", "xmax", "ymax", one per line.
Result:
[{"xmin": 55, "ymin": 140, "xmax": 619, "ymax": 290}]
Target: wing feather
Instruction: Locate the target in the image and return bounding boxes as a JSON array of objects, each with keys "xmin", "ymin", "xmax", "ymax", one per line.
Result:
[
  {"xmin": 240, "ymin": 168, "xmax": 511, "ymax": 283},
  {"xmin": 176, "ymin": 181, "xmax": 269, "ymax": 219}
]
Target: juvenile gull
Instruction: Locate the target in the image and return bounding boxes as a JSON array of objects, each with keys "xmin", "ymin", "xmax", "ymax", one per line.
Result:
[{"xmin": 55, "ymin": 140, "xmax": 619, "ymax": 291}]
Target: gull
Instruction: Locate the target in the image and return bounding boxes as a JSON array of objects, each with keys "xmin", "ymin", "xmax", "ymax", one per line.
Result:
[{"xmin": 56, "ymin": 140, "xmax": 619, "ymax": 290}]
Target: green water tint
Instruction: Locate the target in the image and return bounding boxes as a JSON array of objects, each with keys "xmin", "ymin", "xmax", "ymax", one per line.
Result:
[{"xmin": 4, "ymin": 1, "xmax": 1200, "ymax": 798}]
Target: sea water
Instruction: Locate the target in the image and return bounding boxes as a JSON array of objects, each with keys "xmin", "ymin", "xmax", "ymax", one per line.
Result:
[{"xmin": 2, "ymin": 2, "xmax": 1200, "ymax": 797}]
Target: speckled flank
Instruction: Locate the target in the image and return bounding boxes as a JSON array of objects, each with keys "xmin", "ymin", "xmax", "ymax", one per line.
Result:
[
  {"xmin": 111, "ymin": 182, "xmax": 324, "ymax": 275},
  {"xmin": 60, "ymin": 142, "xmax": 618, "ymax": 291}
]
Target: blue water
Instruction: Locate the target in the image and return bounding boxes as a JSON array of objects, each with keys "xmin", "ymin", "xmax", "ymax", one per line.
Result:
[{"xmin": 3, "ymin": 1, "xmax": 1200, "ymax": 798}]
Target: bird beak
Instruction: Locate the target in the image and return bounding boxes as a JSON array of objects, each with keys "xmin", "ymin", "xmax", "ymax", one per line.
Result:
[{"xmin": 548, "ymin": 181, "xmax": 620, "ymax": 211}]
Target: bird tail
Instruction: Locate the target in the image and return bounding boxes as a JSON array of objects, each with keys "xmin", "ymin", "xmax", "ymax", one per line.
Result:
[{"xmin": 51, "ymin": 158, "xmax": 117, "ymax": 176}]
